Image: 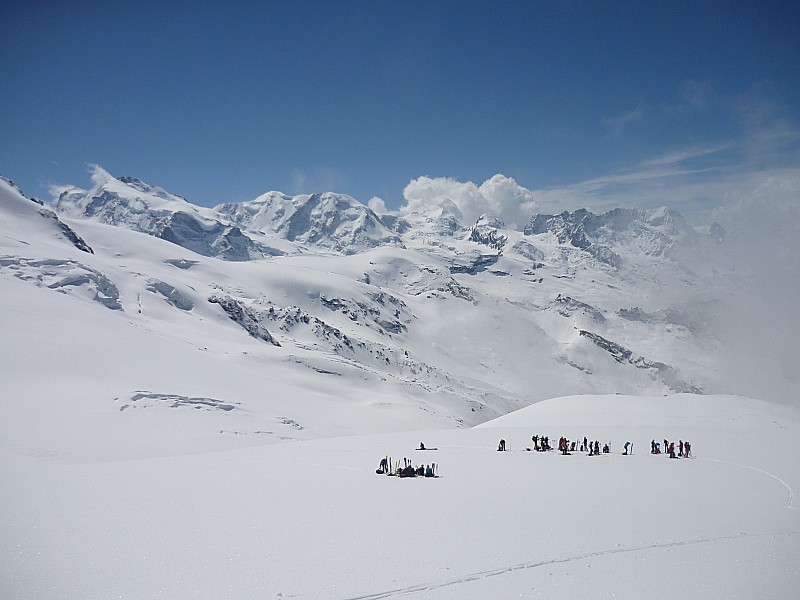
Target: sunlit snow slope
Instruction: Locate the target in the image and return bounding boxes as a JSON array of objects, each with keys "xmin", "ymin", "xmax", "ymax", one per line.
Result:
[
  {"xmin": 2, "ymin": 394, "xmax": 798, "ymax": 599},
  {"xmin": 2, "ymin": 168, "xmax": 799, "ymax": 599}
]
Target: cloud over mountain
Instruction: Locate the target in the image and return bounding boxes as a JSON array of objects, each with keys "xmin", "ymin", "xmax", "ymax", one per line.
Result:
[{"xmin": 401, "ymin": 174, "xmax": 538, "ymax": 229}]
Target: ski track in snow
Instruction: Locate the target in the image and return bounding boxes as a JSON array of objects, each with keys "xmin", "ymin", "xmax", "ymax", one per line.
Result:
[
  {"xmin": 698, "ymin": 457, "xmax": 798, "ymax": 510},
  {"xmin": 340, "ymin": 531, "xmax": 800, "ymax": 600}
]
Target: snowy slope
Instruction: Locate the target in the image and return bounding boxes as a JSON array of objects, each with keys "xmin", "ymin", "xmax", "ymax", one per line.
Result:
[
  {"xmin": 2, "ymin": 167, "xmax": 799, "ymax": 598},
  {"xmin": 3, "ymin": 167, "xmax": 794, "ymax": 447},
  {"xmin": 2, "ymin": 393, "xmax": 798, "ymax": 599}
]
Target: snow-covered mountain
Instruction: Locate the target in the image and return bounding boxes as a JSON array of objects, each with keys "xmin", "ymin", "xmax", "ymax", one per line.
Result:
[
  {"xmin": 216, "ymin": 190, "xmax": 404, "ymax": 253},
  {"xmin": 54, "ymin": 169, "xmax": 404, "ymax": 258},
  {"xmin": 3, "ymin": 169, "xmax": 799, "ymax": 599},
  {"xmin": 2, "ymin": 166, "xmax": 766, "ymax": 438},
  {"xmin": 53, "ymin": 170, "xmax": 287, "ymax": 260},
  {"xmin": 525, "ymin": 206, "xmax": 699, "ymax": 265}
]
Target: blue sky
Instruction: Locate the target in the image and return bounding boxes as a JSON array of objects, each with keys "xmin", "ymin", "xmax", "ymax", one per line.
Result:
[{"xmin": 2, "ymin": 1, "xmax": 798, "ymax": 221}]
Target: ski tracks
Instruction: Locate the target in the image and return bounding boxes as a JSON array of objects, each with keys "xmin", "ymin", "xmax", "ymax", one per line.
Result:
[
  {"xmin": 698, "ymin": 457, "xmax": 798, "ymax": 510},
  {"xmin": 341, "ymin": 531, "xmax": 800, "ymax": 600}
]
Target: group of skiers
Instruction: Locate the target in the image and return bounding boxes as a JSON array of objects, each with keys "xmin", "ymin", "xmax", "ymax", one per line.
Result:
[
  {"xmin": 523, "ymin": 435, "xmax": 609, "ymax": 455},
  {"xmin": 376, "ymin": 455, "xmax": 437, "ymax": 478},
  {"xmin": 651, "ymin": 438, "xmax": 692, "ymax": 458},
  {"xmin": 528, "ymin": 435, "xmax": 551, "ymax": 452},
  {"xmin": 498, "ymin": 435, "xmax": 690, "ymax": 458},
  {"xmin": 376, "ymin": 435, "xmax": 694, "ymax": 476}
]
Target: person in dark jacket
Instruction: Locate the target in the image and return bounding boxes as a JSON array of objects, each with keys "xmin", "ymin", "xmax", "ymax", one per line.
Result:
[{"xmin": 399, "ymin": 465, "xmax": 416, "ymax": 477}]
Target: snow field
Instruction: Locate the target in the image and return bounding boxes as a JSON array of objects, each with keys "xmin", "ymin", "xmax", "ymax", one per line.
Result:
[
  {"xmin": 3, "ymin": 175, "xmax": 800, "ymax": 598},
  {"xmin": 3, "ymin": 394, "xmax": 798, "ymax": 599}
]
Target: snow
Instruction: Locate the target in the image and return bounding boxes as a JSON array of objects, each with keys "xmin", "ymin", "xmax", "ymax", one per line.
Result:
[
  {"xmin": 2, "ymin": 171, "xmax": 800, "ymax": 598},
  {"xmin": 2, "ymin": 393, "xmax": 799, "ymax": 599}
]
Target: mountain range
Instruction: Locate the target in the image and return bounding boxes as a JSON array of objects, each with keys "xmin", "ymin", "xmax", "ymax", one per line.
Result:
[
  {"xmin": 3, "ymin": 167, "xmax": 799, "ymax": 598},
  {"xmin": 2, "ymin": 167, "xmax": 760, "ymax": 444}
]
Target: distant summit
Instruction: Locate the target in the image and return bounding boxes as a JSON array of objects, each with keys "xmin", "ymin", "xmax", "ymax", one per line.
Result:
[
  {"xmin": 525, "ymin": 207, "xmax": 698, "ymax": 267},
  {"xmin": 216, "ymin": 191, "xmax": 403, "ymax": 254},
  {"xmin": 53, "ymin": 170, "xmax": 278, "ymax": 261}
]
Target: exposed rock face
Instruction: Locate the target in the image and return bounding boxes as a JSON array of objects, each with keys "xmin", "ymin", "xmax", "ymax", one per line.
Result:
[
  {"xmin": 617, "ymin": 306, "xmax": 707, "ymax": 333},
  {"xmin": 579, "ymin": 330, "xmax": 701, "ymax": 394},
  {"xmin": 40, "ymin": 210, "xmax": 94, "ymax": 254},
  {"xmin": 449, "ymin": 253, "xmax": 501, "ymax": 275},
  {"xmin": 469, "ymin": 215, "xmax": 508, "ymax": 251},
  {"xmin": 511, "ymin": 240, "xmax": 544, "ymax": 263},
  {"xmin": 208, "ymin": 294, "xmax": 281, "ymax": 346},
  {"xmin": 553, "ymin": 295, "xmax": 606, "ymax": 323},
  {"xmin": 524, "ymin": 207, "xmax": 698, "ymax": 267}
]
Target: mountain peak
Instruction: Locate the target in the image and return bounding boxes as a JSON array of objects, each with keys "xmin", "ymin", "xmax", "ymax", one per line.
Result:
[
  {"xmin": 217, "ymin": 190, "xmax": 404, "ymax": 254},
  {"xmin": 524, "ymin": 206, "xmax": 698, "ymax": 266},
  {"xmin": 54, "ymin": 167, "xmax": 196, "ymax": 220}
]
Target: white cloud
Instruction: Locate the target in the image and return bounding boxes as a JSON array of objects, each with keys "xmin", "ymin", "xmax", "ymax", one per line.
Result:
[
  {"xmin": 367, "ymin": 196, "xmax": 388, "ymax": 214},
  {"xmin": 531, "ymin": 120, "xmax": 800, "ymax": 224},
  {"xmin": 642, "ymin": 144, "xmax": 733, "ymax": 168},
  {"xmin": 401, "ymin": 174, "xmax": 538, "ymax": 229},
  {"xmin": 48, "ymin": 163, "xmax": 112, "ymax": 200},
  {"xmin": 89, "ymin": 164, "xmax": 113, "ymax": 187}
]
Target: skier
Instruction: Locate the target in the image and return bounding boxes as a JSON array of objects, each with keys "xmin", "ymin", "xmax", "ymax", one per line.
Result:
[
  {"xmin": 624, "ymin": 441, "xmax": 631, "ymax": 455},
  {"xmin": 679, "ymin": 440, "xmax": 684, "ymax": 457},
  {"xmin": 425, "ymin": 464, "xmax": 434, "ymax": 477},
  {"xmin": 684, "ymin": 441, "xmax": 692, "ymax": 458},
  {"xmin": 668, "ymin": 442, "xmax": 676, "ymax": 459},
  {"xmin": 399, "ymin": 464, "xmax": 416, "ymax": 477},
  {"xmin": 378, "ymin": 456, "xmax": 389, "ymax": 474},
  {"xmin": 419, "ymin": 442, "xmax": 426, "ymax": 450},
  {"xmin": 498, "ymin": 439, "xmax": 506, "ymax": 451}
]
